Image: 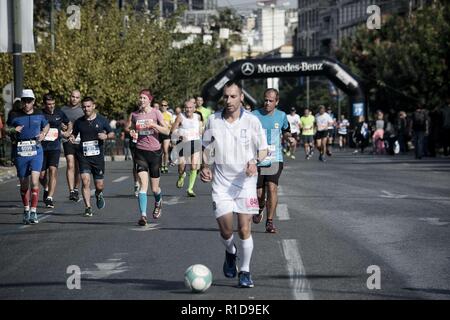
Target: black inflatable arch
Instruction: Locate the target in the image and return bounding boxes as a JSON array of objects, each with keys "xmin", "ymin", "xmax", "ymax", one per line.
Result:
[{"xmin": 202, "ymin": 56, "xmax": 366, "ymax": 121}]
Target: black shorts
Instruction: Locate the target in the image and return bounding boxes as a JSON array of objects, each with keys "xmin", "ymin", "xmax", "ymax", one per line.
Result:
[
  {"xmin": 316, "ymin": 130, "xmax": 328, "ymax": 140},
  {"xmin": 257, "ymin": 162, "xmax": 284, "ymax": 188},
  {"xmin": 176, "ymin": 140, "xmax": 202, "ymax": 158},
  {"xmin": 291, "ymin": 132, "xmax": 299, "ymax": 140},
  {"xmin": 42, "ymin": 150, "xmax": 61, "ymax": 170},
  {"xmin": 77, "ymin": 153, "xmax": 105, "ymax": 180},
  {"xmin": 63, "ymin": 142, "xmax": 79, "ymax": 156},
  {"xmin": 159, "ymin": 133, "xmax": 171, "ymax": 142},
  {"xmin": 134, "ymin": 148, "xmax": 162, "ymax": 178}
]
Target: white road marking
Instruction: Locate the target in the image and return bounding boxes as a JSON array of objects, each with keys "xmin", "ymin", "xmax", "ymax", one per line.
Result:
[
  {"xmin": 281, "ymin": 239, "xmax": 313, "ymax": 300},
  {"xmin": 380, "ymin": 190, "xmax": 408, "ymax": 199},
  {"xmin": 19, "ymin": 214, "xmax": 52, "ymax": 229},
  {"xmin": 113, "ymin": 176, "xmax": 129, "ymax": 183},
  {"xmin": 130, "ymin": 223, "xmax": 160, "ymax": 231},
  {"xmin": 81, "ymin": 258, "xmax": 129, "ymax": 279},
  {"xmin": 419, "ymin": 218, "xmax": 449, "ymax": 226},
  {"xmin": 164, "ymin": 196, "xmax": 183, "ymax": 206},
  {"xmin": 277, "ymin": 204, "xmax": 290, "ymax": 221}
]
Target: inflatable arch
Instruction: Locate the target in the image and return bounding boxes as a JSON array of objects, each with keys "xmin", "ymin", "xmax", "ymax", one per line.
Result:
[{"xmin": 202, "ymin": 57, "xmax": 366, "ymax": 122}]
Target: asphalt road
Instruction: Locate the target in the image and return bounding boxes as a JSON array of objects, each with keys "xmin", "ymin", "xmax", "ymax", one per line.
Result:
[{"xmin": 0, "ymin": 150, "xmax": 449, "ymax": 300}]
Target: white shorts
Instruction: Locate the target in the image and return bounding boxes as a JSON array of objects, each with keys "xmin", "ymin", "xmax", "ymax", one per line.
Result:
[{"xmin": 212, "ymin": 193, "xmax": 259, "ymax": 219}]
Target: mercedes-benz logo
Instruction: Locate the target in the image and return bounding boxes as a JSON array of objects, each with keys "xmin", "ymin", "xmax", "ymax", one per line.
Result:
[{"xmin": 241, "ymin": 62, "xmax": 255, "ymax": 76}]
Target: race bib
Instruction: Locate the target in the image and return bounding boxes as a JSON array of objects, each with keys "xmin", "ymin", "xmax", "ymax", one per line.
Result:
[
  {"xmin": 44, "ymin": 128, "xmax": 59, "ymax": 141},
  {"xmin": 73, "ymin": 133, "xmax": 81, "ymax": 144},
  {"xmin": 136, "ymin": 119, "xmax": 154, "ymax": 136},
  {"xmin": 82, "ymin": 140, "xmax": 100, "ymax": 156},
  {"xmin": 17, "ymin": 140, "xmax": 37, "ymax": 157},
  {"xmin": 259, "ymin": 145, "xmax": 276, "ymax": 166},
  {"xmin": 184, "ymin": 128, "xmax": 200, "ymax": 141},
  {"xmin": 246, "ymin": 197, "xmax": 259, "ymax": 209}
]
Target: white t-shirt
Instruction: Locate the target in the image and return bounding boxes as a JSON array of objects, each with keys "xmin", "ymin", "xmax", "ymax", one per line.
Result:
[
  {"xmin": 287, "ymin": 114, "xmax": 301, "ymax": 134},
  {"xmin": 315, "ymin": 113, "xmax": 333, "ymax": 132},
  {"xmin": 338, "ymin": 119, "xmax": 350, "ymax": 135},
  {"xmin": 203, "ymin": 109, "xmax": 268, "ymax": 198},
  {"xmin": 179, "ymin": 113, "xmax": 201, "ymax": 141}
]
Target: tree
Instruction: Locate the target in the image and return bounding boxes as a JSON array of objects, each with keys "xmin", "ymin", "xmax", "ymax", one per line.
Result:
[{"xmin": 336, "ymin": 1, "xmax": 449, "ymax": 113}]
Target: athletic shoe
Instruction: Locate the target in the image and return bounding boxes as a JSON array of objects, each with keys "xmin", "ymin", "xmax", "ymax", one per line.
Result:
[
  {"xmin": 290, "ymin": 154, "xmax": 296, "ymax": 160},
  {"xmin": 84, "ymin": 207, "xmax": 93, "ymax": 217},
  {"xmin": 73, "ymin": 189, "xmax": 80, "ymax": 202},
  {"xmin": 23, "ymin": 210, "xmax": 30, "ymax": 225},
  {"xmin": 43, "ymin": 189, "xmax": 49, "ymax": 203},
  {"xmin": 319, "ymin": 154, "xmax": 326, "ymax": 162},
  {"xmin": 96, "ymin": 192, "xmax": 105, "ymax": 210},
  {"xmin": 326, "ymin": 150, "xmax": 332, "ymax": 157},
  {"xmin": 134, "ymin": 185, "xmax": 139, "ymax": 197},
  {"xmin": 252, "ymin": 205, "xmax": 265, "ymax": 224},
  {"xmin": 238, "ymin": 271, "xmax": 254, "ymax": 288},
  {"xmin": 44, "ymin": 197, "xmax": 55, "ymax": 208},
  {"xmin": 176, "ymin": 172, "xmax": 186, "ymax": 188},
  {"xmin": 265, "ymin": 220, "xmax": 277, "ymax": 233},
  {"xmin": 69, "ymin": 190, "xmax": 76, "ymax": 201},
  {"xmin": 223, "ymin": 247, "xmax": 238, "ymax": 278},
  {"xmin": 29, "ymin": 211, "xmax": 39, "ymax": 224},
  {"xmin": 138, "ymin": 216, "xmax": 147, "ymax": 226},
  {"xmin": 187, "ymin": 189, "xmax": 196, "ymax": 197},
  {"xmin": 153, "ymin": 200, "xmax": 162, "ymax": 219},
  {"xmin": 285, "ymin": 151, "xmax": 291, "ymax": 157}
]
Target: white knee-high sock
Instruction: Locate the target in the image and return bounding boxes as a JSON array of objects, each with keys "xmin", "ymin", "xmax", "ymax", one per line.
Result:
[
  {"xmin": 220, "ymin": 234, "xmax": 236, "ymax": 254},
  {"xmin": 239, "ymin": 236, "xmax": 253, "ymax": 273}
]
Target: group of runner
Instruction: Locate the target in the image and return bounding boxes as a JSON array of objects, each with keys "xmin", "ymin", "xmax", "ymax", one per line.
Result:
[{"xmin": 5, "ymin": 83, "xmax": 308, "ymax": 289}]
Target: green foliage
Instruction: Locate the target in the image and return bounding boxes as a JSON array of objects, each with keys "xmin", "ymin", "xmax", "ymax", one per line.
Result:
[
  {"xmin": 336, "ymin": 1, "xmax": 450, "ymax": 112},
  {"xmin": 0, "ymin": 0, "xmax": 224, "ymax": 118}
]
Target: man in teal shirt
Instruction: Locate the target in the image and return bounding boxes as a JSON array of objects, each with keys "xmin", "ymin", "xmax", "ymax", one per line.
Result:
[{"xmin": 252, "ymin": 88, "xmax": 295, "ymax": 233}]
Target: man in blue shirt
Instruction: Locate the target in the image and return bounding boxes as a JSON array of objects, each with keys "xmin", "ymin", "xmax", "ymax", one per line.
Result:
[
  {"xmin": 7, "ymin": 89, "xmax": 49, "ymax": 224},
  {"xmin": 252, "ymin": 88, "xmax": 295, "ymax": 233},
  {"xmin": 39, "ymin": 93, "xmax": 71, "ymax": 208}
]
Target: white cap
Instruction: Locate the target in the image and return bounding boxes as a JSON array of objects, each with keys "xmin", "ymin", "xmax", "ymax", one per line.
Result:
[{"xmin": 21, "ymin": 89, "xmax": 35, "ymax": 99}]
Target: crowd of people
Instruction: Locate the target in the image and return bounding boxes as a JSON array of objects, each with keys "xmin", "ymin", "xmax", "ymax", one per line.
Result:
[{"xmin": 2, "ymin": 84, "xmax": 450, "ymax": 290}]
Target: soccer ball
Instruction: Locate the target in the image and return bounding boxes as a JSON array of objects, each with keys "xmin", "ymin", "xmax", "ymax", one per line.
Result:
[{"xmin": 184, "ymin": 264, "xmax": 212, "ymax": 293}]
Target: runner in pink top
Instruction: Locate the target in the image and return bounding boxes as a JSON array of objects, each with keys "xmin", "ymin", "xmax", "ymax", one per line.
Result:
[{"xmin": 129, "ymin": 89, "xmax": 170, "ymax": 226}]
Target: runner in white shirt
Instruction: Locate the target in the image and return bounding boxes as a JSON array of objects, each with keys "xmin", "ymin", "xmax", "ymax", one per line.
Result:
[
  {"xmin": 171, "ymin": 99, "xmax": 203, "ymax": 197},
  {"xmin": 315, "ymin": 105, "xmax": 334, "ymax": 162},
  {"xmin": 286, "ymin": 107, "xmax": 300, "ymax": 159},
  {"xmin": 337, "ymin": 114, "xmax": 350, "ymax": 150},
  {"xmin": 200, "ymin": 81, "xmax": 268, "ymax": 288}
]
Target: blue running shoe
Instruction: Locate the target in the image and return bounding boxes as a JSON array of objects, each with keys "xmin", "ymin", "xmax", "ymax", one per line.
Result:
[
  {"xmin": 223, "ymin": 246, "xmax": 238, "ymax": 278},
  {"xmin": 96, "ymin": 191, "xmax": 105, "ymax": 209},
  {"xmin": 238, "ymin": 271, "xmax": 254, "ymax": 288},
  {"xmin": 23, "ymin": 210, "xmax": 30, "ymax": 225},
  {"xmin": 29, "ymin": 211, "xmax": 39, "ymax": 224}
]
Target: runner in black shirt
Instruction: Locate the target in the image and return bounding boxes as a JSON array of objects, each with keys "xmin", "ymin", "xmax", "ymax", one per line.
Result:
[{"xmin": 69, "ymin": 97, "xmax": 114, "ymax": 217}]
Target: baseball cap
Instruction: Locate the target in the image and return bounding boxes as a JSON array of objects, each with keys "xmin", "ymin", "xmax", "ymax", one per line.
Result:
[{"xmin": 21, "ymin": 89, "xmax": 35, "ymax": 99}]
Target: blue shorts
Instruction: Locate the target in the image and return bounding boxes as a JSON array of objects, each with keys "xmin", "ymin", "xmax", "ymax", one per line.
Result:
[{"xmin": 15, "ymin": 148, "xmax": 44, "ymax": 178}]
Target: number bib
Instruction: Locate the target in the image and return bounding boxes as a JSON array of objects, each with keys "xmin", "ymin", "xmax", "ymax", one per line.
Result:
[
  {"xmin": 17, "ymin": 140, "xmax": 37, "ymax": 157},
  {"xmin": 44, "ymin": 128, "xmax": 59, "ymax": 141},
  {"xmin": 184, "ymin": 128, "xmax": 200, "ymax": 141},
  {"xmin": 73, "ymin": 133, "xmax": 81, "ymax": 144},
  {"xmin": 246, "ymin": 197, "xmax": 259, "ymax": 209},
  {"xmin": 82, "ymin": 140, "xmax": 100, "ymax": 156},
  {"xmin": 259, "ymin": 145, "xmax": 276, "ymax": 166},
  {"xmin": 136, "ymin": 119, "xmax": 154, "ymax": 136}
]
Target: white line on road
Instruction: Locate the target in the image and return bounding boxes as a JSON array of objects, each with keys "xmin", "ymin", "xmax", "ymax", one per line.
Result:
[
  {"xmin": 281, "ymin": 239, "xmax": 313, "ymax": 300},
  {"xmin": 419, "ymin": 218, "xmax": 449, "ymax": 226},
  {"xmin": 277, "ymin": 204, "xmax": 290, "ymax": 221},
  {"xmin": 113, "ymin": 176, "xmax": 129, "ymax": 183},
  {"xmin": 19, "ymin": 214, "xmax": 52, "ymax": 229}
]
